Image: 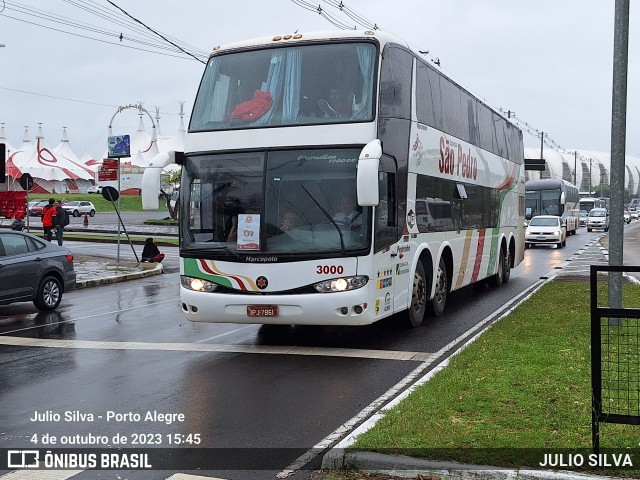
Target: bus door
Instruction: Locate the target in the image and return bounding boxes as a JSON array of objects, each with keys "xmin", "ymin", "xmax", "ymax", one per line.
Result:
[{"xmin": 371, "ymin": 155, "xmax": 400, "ymax": 319}]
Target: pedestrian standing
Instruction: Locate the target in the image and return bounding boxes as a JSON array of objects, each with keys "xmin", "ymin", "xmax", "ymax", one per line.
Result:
[
  {"xmin": 42, "ymin": 198, "xmax": 56, "ymax": 241},
  {"xmin": 52, "ymin": 201, "xmax": 66, "ymax": 246}
]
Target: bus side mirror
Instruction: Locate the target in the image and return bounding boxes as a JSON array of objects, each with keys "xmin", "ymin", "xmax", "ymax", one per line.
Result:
[
  {"xmin": 560, "ymin": 192, "xmax": 566, "ymax": 205},
  {"xmin": 357, "ymin": 139, "xmax": 381, "ymax": 206}
]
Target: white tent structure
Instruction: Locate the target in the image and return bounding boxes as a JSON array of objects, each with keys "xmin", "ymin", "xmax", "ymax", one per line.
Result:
[
  {"xmin": 525, "ymin": 146, "xmax": 640, "ymax": 198},
  {"xmin": 7, "ymin": 125, "xmax": 94, "ymax": 194}
]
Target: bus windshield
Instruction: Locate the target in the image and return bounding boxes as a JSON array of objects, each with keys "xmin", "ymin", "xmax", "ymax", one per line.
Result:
[
  {"xmin": 525, "ymin": 188, "xmax": 562, "ymax": 218},
  {"xmin": 180, "ymin": 148, "xmax": 371, "ymax": 256},
  {"xmin": 190, "ymin": 42, "xmax": 376, "ymax": 131}
]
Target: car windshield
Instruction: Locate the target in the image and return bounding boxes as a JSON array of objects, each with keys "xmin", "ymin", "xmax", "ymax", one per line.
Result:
[
  {"xmin": 590, "ymin": 210, "xmax": 606, "ymax": 217},
  {"xmin": 529, "ymin": 217, "xmax": 559, "ymax": 227},
  {"xmin": 65, "ymin": 202, "xmax": 80, "ymax": 206}
]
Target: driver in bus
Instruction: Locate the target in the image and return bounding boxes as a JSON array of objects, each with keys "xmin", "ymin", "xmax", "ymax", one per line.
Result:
[{"xmin": 333, "ymin": 195, "xmax": 362, "ymax": 229}]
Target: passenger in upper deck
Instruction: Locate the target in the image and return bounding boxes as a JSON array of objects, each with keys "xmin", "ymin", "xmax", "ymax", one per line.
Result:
[{"xmin": 318, "ymin": 88, "xmax": 354, "ymax": 118}]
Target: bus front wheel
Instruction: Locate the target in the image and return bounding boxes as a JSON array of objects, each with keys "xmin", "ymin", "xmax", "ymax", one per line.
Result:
[
  {"xmin": 408, "ymin": 261, "xmax": 427, "ymax": 328},
  {"xmin": 427, "ymin": 257, "xmax": 448, "ymax": 317}
]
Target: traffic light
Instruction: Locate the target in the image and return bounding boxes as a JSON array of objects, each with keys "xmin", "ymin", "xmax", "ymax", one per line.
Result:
[{"xmin": 0, "ymin": 143, "xmax": 5, "ymax": 182}]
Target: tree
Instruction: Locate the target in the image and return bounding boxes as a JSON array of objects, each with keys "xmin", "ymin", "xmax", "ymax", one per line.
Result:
[{"xmin": 159, "ymin": 169, "xmax": 181, "ymax": 220}]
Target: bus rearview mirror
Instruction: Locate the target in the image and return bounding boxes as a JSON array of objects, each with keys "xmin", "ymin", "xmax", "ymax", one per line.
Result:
[{"xmin": 357, "ymin": 140, "xmax": 381, "ymax": 206}]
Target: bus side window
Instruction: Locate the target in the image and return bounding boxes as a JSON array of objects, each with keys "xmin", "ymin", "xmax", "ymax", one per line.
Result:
[{"xmin": 374, "ymin": 170, "xmax": 397, "ymax": 252}]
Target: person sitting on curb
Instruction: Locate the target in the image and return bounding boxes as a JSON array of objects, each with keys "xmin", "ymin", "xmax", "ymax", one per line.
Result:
[{"xmin": 141, "ymin": 237, "xmax": 165, "ymax": 263}]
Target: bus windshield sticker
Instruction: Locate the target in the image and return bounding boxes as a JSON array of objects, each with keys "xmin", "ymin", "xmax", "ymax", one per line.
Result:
[{"xmin": 237, "ymin": 214, "xmax": 260, "ymax": 250}]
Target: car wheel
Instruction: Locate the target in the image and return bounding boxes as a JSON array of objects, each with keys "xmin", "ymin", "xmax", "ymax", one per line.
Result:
[
  {"xmin": 525, "ymin": 243, "xmax": 530, "ymax": 249},
  {"xmin": 73, "ymin": 209, "xmax": 79, "ymax": 217},
  {"xmin": 33, "ymin": 276, "xmax": 62, "ymax": 311},
  {"xmin": 89, "ymin": 210, "xmax": 95, "ymax": 217},
  {"xmin": 407, "ymin": 260, "xmax": 427, "ymax": 328},
  {"xmin": 587, "ymin": 228, "xmax": 592, "ymax": 232},
  {"xmin": 427, "ymin": 257, "xmax": 448, "ymax": 317}
]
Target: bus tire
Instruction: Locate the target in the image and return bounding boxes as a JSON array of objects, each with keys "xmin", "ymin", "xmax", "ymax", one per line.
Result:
[
  {"xmin": 427, "ymin": 257, "xmax": 448, "ymax": 317},
  {"xmin": 503, "ymin": 247, "xmax": 512, "ymax": 283},
  {"xmin": 490, "ymin": 246, "xmax": 506, "ymax": 287},
  {"xmin": 408, "ymin": 260, "xmax": 427, "ymax": 328}
]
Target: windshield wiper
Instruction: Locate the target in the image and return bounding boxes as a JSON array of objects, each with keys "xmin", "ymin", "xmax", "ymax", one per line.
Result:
[{"xmin": 300, "ymin": 184, "xmax": 346, "ymax": 255}]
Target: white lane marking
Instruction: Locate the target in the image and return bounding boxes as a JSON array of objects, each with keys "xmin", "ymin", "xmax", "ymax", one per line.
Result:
[
  {"xmin": 0, "ymin": 298, "xmax": 180, "ymax": 336},
  {"xmin": 194, "ymin": 325, "xmax": 254, "ymax": 343},
  {"xmin": 0, "ymin": 336, "xmax": 432, "ymax": 362},
  {"xmin": 0, "ymin": 471, "xmax": 83, "ymax": 479}
]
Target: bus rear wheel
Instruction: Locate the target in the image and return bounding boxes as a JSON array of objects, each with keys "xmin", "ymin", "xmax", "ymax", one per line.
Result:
[
  {"xmin": 492, "ymin": 246, "xmax": 511, "ymax": 286},
  {"xmin": 427, "ymin": 257, "xmax": 448, "ymax": 317},
  {"xmin": 408, "ymin": 260, "xmax": 427, "ymax": 328}
]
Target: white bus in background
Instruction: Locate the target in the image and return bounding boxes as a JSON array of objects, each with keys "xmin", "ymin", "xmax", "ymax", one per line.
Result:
[
  {"xmin": 525, "ymin": 179, "xmax": 580, "ymax": 235},
  {"xmin": 175, "ymin": 29, "xmax": 525, "ymax": 328},
  {"xmin": 579, "ymin": 196, "xmax": 608, "ymax": 214}
]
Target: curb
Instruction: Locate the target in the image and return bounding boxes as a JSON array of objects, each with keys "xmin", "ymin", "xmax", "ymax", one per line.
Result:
[
  {"xmin": 75, "ymin": 263, "xmax": 164, "ymax": 289},
  {"xmin": 327, "ymin": 451, "xmax": 621, "ymax": 480}
]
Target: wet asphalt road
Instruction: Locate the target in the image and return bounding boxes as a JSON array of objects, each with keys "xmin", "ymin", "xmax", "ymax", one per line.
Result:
[{"xmin": 0, "ymin": 224, "xmax": 633, "ymax": 480}]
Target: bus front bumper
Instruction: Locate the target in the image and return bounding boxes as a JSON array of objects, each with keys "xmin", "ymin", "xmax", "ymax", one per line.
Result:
[{"xmin": 180, "ymin": 286, "xmax": 377, "ymax": 326}]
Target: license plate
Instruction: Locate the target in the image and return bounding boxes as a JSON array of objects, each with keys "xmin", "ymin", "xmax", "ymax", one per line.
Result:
[
  {"xmin": 537, "ymin": 236, "xmax": 546, "ymax": 240},
  {"xmin": 247, "ymin": 305, "xmax": 279, "ymax": 317}
]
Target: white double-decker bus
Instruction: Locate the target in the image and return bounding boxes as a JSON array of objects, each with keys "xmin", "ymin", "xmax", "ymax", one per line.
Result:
[{"xmin": 175, "ymin": 30, "xmax": 525, "ymax": 327}]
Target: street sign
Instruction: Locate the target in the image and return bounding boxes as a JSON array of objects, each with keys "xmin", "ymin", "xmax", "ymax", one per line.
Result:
[
  {"xmin": 0, "ymin": 143, "xmax": 5, "ymax": 181},
  {"xmin": 98, "ymin": 158, "xmax": 119, "ymax": 182},
  {"xmin": 525, "ymin": 158, "xmax": 546, "ymax": 171},
  {"xmin": 19, "ymin": 173, "xmax": 33, "ymax": 191},
  {"xmin": 101, "ymin": 186, "xmax": 119, "ymax": 202}
]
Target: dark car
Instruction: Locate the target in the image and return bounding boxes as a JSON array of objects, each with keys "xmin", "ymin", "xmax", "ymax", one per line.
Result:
[{"xmin": 0, "ymin": 231, "xmax": 76, "ymax": 310}]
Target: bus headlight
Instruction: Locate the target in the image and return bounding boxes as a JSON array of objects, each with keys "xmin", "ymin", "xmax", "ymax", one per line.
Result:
[
  {"xmin": 181, "ymin": 275, "xmax": 218, "ymax": 292},
  {"xmin": 313, "ymin": 276, "xmax": 368, "ymax": 293}
]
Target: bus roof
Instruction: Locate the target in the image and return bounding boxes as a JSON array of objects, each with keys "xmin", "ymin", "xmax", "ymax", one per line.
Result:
[
  {"xmin": 525, "ymin": 179, "xmax": 575, "ymax": 189},
  {"xmin": 208, "ymin": 29, "xmax": 405, "ymax": 56}
]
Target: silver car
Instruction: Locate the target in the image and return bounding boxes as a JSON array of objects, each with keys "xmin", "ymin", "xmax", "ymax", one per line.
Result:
[
  {"xmin": 0, "ymin": 231, "xmax": 76, "ymax": 310},
  {"xmin": 586, "ymin": 208, "xmax": 609, "ymax": 232}
]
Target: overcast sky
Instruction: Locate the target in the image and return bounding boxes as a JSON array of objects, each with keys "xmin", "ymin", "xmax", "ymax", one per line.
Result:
[{"xmin": 0, "ymin": 0, "xmax": 637, "ymax": 159}]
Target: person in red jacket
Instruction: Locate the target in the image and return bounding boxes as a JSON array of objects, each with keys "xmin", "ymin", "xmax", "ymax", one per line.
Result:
[
  {"xmin": 141, "ymin": 237, "xmax": 165, "ymax": 263},
  {"xmin": 41, "ymin": 198, "xmax": 56, "ymax": 241}
]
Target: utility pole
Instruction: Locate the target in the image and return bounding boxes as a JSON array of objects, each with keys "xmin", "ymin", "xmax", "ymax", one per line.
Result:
[
  {"xmin": 589, "ymin": 159, "xmax": 593, "ymax": 195},
  {"xmin": 574, "ymin": 151, "xmax": 578, "ymax": 185},
  {"xmin": 608, "ymin": 0, "xmax": 630, "ymax": 310}
]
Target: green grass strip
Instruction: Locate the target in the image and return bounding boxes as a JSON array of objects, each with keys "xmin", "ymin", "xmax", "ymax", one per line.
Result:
[{"xmin": 351, "ymin": 279, "xmax": 640, "ymax": 472}]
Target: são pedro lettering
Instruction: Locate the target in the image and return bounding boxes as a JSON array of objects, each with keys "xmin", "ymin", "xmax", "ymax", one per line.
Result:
[{"xmin": 439, "ymin": 136, "xmax": 478, "ymax": 180}]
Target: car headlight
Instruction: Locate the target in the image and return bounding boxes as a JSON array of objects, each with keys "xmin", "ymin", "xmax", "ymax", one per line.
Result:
[
  {"xmin": 181, "ymin": 275, "xmax": 218, "ymax": 292},
  {"xmin": 553, "ymin": 230, "xmax": 560, "ymax": 236},
  {"xmin": 313, "ymin": 275, "xmax": 368, "ymax": 293}
]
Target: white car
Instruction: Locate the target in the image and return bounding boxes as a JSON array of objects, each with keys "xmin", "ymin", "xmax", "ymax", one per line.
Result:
[
  {"xmin": 62, "ymin": 201, "xmax": 96, "ymax": 217},
  {"xmin": 525, "ymin": 215, "xmax": 566, "ymax": 249},
  {"xmin": 586, "ymin": 208, "xmax": 609, "ymax": 232},
  {"xmin": 86, "ymin": 185, "xmax": 103, "ymax": 194}
]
